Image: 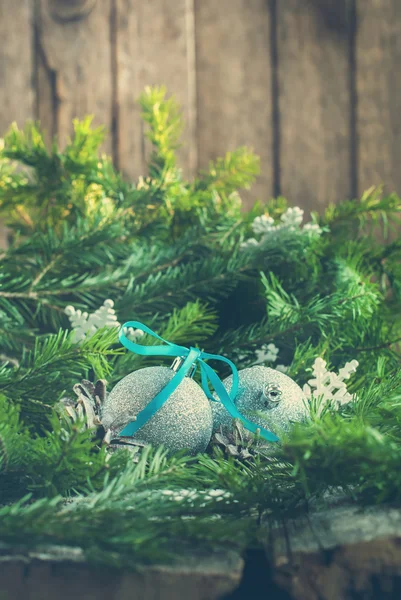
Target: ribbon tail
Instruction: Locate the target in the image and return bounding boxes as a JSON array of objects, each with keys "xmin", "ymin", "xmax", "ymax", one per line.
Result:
[{"xmin": 200, "ymin": 351, "xmax": 239, "ymax": 399}]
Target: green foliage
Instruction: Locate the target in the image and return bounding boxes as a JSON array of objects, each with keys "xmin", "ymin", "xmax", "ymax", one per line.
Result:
[
  {"xmin": 195, "ymin": 147, "xmax": 260, "ymax": 198},
  {"xmin": 1, "ymin": 87, "xmax": 401, "ymax": 566},
  {"xmin": 322, "ymin": 185, "xmax": 401, "ymax": 239},
  {"xmin": 283, "ymin": 372, "xmax": 401, "ymax": 503},
  {"xmin": 0, "ymin": 448, "xmax": 256, "ymax": 566},
  {"xmin": 0, "ymin": 394, "xmax": 128, "ymax": 501},
  {"xmin": 0, "ymin": 118, "xmax": 117, "ymax": 233},
  {"xmin": 0, "ymin": 328, "xmax": 122, "ymax": 429},
  {"xmin": 140, "ymin": 85, "xmax": 183, "ymax": 174},
  {"xmin": 0, "ymin": 395, "xmax": 31, "ymax": 475}
]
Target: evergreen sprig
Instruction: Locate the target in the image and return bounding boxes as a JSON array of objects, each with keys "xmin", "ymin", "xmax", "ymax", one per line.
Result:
[{"xmin": 1, "ymin": 87, "xmax": 401, "ymax": 567}]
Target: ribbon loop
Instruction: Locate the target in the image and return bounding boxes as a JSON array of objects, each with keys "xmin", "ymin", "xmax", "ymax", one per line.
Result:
[{"xmin": 118, "ymin": 322, "xmax": 279, "ymax": 443}]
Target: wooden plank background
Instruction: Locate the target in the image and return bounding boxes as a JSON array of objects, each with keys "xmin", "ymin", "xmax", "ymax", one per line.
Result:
[
  {"xmin": 276, "ymin": 0, "xmax": 354, "ymax": 212},
  {"xmin": 0, "ymin": 0, "xmax": 400, "ymax": 246}
]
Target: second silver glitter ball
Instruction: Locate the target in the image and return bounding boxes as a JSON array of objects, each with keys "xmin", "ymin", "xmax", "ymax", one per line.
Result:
[{"xmin": 211, "ymin": 365, "xmax": 308, "ymax": 441}]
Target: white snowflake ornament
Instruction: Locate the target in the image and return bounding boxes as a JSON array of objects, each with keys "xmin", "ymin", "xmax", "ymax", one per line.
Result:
[
  {"xmin": 252, "ymin": 214, "xmax": 275, "ymax": 235},
  {"xmin": 254, "ymin": 343, "xmax": 290, "ymax": 374},
  {"xmin": 65, "ymin": 299, "xmax": 144, "ymax": 344},
  {"xmin": 242, "ymin": 206, "xmax": 322, "ymax": 249},
  {"xmin": 241, "ymin": 237, "xmax": 260, "ymax": 249},
  {"xmin": 255, "ymin": 343, "xmax": 279, "ymax": 364},
  {"xmin": 122, "ymin": 325, "xmax": 145, "ymax": 341},
  {"xmin": 280, "ymin": 206, "xmax": 304, "ymax": 227},
  {"xmin": 303, "ymin": 223, "xmax": 322, "ymax": 234},
  {"xmin": 303, "ymin": 357, "xmax": 359, "ymax": 413}
]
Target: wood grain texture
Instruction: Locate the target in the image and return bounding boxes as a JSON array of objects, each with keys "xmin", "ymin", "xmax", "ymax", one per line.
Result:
[
  {"xmin": 36, "ymin": 23, "xmax": 57, "ymax": 146},
  {"xmin": 47, "ymin": 0, "xmax": 97, "ymax": 22},
  {"xmin": 356, "ymin": 0, "xmax": 401, "ymax": 196},
  {"xmin": 0, "ymin": 543, "xmax": 243, "ymax": 600},
  {"xmin": 0, "ymin": 0, "xmax": 35, "ymax": 248},
  {"xmin": 195, "ymin": 0, "xmax": 273, "ymax": 208},
  {"xmin": 2, "ymin": 0, "xmax": 401, "ymax": 218},
  {"xmin": 266, "ymin": 502, "xmax": 401, "ymax": 600},
  {"xmin": 116, "ymin": 0, "xmax": 197, "ymax": 181},
  {"xmin": 0, "ymin": 0, "xmax": 35, "ymax": 133},
  {"xmin": 277, "ymin": 0, "xmax": 353, "ymax": 214},
  {"xmin": 195, "ymin": 0, "xmax": 273, "ymax": 207},
  {"xmin": 36, "ymin": 0, "xmax": 113, "ymax": 154}
]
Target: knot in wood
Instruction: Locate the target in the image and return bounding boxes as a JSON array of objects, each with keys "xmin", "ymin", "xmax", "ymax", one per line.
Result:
[{"xmin": 48, "ymin": 0, "xmax": 97, "ymax": 23}]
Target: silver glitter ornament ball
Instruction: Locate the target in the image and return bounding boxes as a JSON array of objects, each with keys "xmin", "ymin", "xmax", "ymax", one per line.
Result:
[
  {"xmin": 101, "ymin": 366, "xmax": 213, "ymax": 454},
  {"xmin": 211, "ymin": 366, "xmax": 308, "ymax": 441}
]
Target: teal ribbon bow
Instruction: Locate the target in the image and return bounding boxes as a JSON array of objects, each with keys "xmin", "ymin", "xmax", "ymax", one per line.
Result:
[{"xmin": 118, "ymin": 321, "xmax": 279, "ymax": 443}]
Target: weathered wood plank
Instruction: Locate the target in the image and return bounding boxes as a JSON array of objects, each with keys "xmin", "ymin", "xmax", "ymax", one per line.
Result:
[
  {"xmin": 0, "ymin": 543, "xmax": 243, "ymax": 600},
  {"xmin": 0, "ymin": 0, "xmax": 35, "ymax": 133},
  {"xmin": 265, "ymin": 503, "xmax": 401, "ymax": 600},
  {"xmin": 116, "ymin": 0, "xmax": 197, "ymax": 181},
  {"xmin": 36, "ymin": 45, "xmax": 56, "ymax": 146},
  {"xmin": 0, "ymin": 0, "xmax": 35, "ymax": 248},
  {"xmin": 277, "ymin": 0, "xmax": 353, "ymax": 214},
  {"xmin": 36, "ymin": 0, "xmax": 113, "ymax": 154},
  {"xmin": 356, "ymin": 0, "xmax": 401, "ymax": 197},
  {"xmin": 195, "ymin": 0, "xmax": 273, "ymax": 208}
]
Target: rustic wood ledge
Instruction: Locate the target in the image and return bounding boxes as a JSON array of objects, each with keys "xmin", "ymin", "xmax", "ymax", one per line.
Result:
[
  {"xmin": 265, "ymin": 503, "xmax": 401, "ymax": 600},
  {"xmin": 0, "ymin": 543, "xmax": 243, "ymax": 600},
  {"xmin": 6, "ymin": 502, "xmax": 401, "ymax": 600}
]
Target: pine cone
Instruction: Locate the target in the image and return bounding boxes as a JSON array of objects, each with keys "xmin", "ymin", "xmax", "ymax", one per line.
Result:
[
  {"xmin": 60, "ymin": 379, "xmax": 106, "ymax": 433},
  {"xmin": 211, "ymin": 420, "xmax": 254, "ymax": 461},
  {"xmin": 60, "ymin": 379, "xmax": 148, "ymax": 458}
]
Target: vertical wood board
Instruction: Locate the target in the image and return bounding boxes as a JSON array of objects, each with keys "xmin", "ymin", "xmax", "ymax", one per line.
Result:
[
  {"xmin": 0, "ymin": 0, "xmax": 35, "ymax": 134},
  {"xmin": 0, "ymin": 0, "xmax": 35, "ymax": 248},
  {"xmin": 356, "ymin": 0, "xmax": 401, "ymax": 197},
  {"xmin": 277, "ymin": 0, "xmax": 353, "ymax": 214},
  {"xmin": 36, "ymin": 0, "xmax": 113, "ymax": 154},
  {"xmin": 116, "ymin": 0, "xmax": 197, "ymax": 181},
  {"xmin": 195, "ymin": 0, "xmax": 273, "ymax": 207}
]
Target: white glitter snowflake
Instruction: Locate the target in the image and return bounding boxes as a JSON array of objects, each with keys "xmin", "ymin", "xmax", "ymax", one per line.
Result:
[
  {"xmin": 303, "ymin": 357, "xmax": 359, "ymax": 412},
  {"xmin": 280, "ymin": 206, "xmax": 304, "ymax": 228},
  {"xmin": 161, "ymin": 488, "xmax": 232, "ymax": 508},
  {"xmin": 242, "ymin": 206, "xmax": 322, "ymax": 249},
  {"xmin": 252, "ymin": 214, "xmax": 275, "ymax": 235},
  {"xmin": 65, "ymin": 299, "xmax": 144, "ymax": 344},
  {"xmin": 255, "ymin": 342, "xmax": 279, "ymax": 364},
  {"xmin": 254, "ymin": 343, "xmax": 290, "ymax": 374}
]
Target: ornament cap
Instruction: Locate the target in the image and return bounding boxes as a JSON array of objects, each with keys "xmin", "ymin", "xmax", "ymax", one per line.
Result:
[
  {"xmin": 261, "ymin": 382, "xmax": 283, "ymax": 409},
  {"xmin": 170, "ymin": 356, "xmax": 197, "ymax": 378}
]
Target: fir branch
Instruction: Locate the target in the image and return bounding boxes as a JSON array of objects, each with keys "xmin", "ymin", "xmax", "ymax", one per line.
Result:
[
  {"xmin": 0, "ymin": 328, "xmax": 121, "ymax": 409},
  {"xmin": 139, "ymin": 86, "xmax": 183, "ymax": 175},
  {"xmin": 355, "ymin": 337, "xmax": 401, "ymax": 353},
  {"xmin": 195, "ymin": 147, "xmax": 260, "ymax": 195},
  {"xmin": 321, "ymin": 186, "xmax": 401, "ymax": 237},
  {"xmin": 0, "ymin": 447, "xmax": 299, "ymax": 565}
]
